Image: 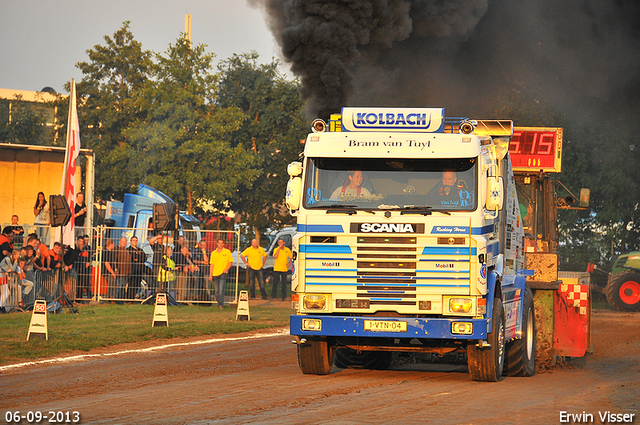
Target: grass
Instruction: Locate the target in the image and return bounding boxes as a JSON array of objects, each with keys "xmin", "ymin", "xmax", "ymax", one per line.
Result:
[{"xmin": 0, "ymin": 303, "xmax": 292, "ymax": 366}]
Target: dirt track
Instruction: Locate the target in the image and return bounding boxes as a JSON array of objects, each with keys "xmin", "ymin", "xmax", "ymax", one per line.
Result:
[{"xmin": 1, "ymin": 309, "xmax": 638, "ymax": 425}]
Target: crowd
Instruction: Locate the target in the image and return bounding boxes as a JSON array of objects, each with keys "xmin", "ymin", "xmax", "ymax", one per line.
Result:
[
  {"xmin": 0, "ymin": 222, "xmax": 293, "ymax": 313},
  {"xmin": 1, "ymin": 192, "xmax": 293, "ymax": 312},
  {"xmin": 0, "ymin": 228, "xmax": 90, "ymax": 312}
]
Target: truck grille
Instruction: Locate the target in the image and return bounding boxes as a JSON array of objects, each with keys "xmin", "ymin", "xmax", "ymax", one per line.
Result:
[{"xmin": 356, "ymin": 236, "xmax": 418, "ymax": 306}]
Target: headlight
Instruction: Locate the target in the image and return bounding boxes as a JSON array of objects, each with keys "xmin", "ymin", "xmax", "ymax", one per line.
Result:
[
  {"xmin": 302, "ymin": 318, "xmax": 322, "ymax": 331},
  {"xmin": 449, "ymin": 298, "xmax": 473, "ymax": 313},
  {"xmin": 451, "ymin": 322, "xmax": 473, "ymax": 335},
  {"xmin": 303, "ymin": 294, "xmax": 327, "ymax": 310}
]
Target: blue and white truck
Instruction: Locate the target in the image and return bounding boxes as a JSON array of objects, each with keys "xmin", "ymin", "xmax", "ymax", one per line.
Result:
[
  {"xmin": 103, "ymin": 184, "xmax": 202, "ymax": 248},
  {"xmin": 286, "ymin": 107, "xmax": 535, "ymax": 381}
]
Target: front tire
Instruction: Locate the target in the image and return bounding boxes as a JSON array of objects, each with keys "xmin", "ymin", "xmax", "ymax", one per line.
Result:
[
  {"xmin": 506, "ymin": 286, "xmax": 536, "ymax": 377},
  {"xmin": 334, "ymin": 348, "xmax": 393, "ymax": 370},
  {"xmin": 467, "ymin": 298, "xmax": 506, "ymax": 382},
  {"xmin": 605, "ymin": 271, "xmax": 640, "ymax": 311},
  {"xmin": 297, "ymin": 337, "xmax": 334, "ymax": 375}
]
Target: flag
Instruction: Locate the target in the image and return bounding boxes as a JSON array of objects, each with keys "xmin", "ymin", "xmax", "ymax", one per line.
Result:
[{"xmin": 60, "ymin": 79, "xmax": 81, "ymax": 247}]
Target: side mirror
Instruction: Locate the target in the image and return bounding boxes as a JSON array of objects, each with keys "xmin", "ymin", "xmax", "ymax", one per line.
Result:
[
  {"xmin": 486, "ymin": 176, "xmax": 504, "ymax": 211},
  {"xmin": 286, "ymin": 177, "xmax": 302, "ymax": 211},
  {"xmin": 288, "ymin": 162, "xmax": 303, "ymax": 177},
  {"xmin": 579, "ymin": 188, "xmax": 590, "ymax": 208}
]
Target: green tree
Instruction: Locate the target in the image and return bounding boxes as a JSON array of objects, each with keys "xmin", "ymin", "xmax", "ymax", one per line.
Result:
[
  {"xmin": 72, "ymin": 21, "xmax": 153, "ymax": 200},
  {"xmin": 0, "ymin": 96, "xmax": 47, "ymax": 144},
  {"xmin": 126, "ymin": 38, "xmax": 259, "ymax": 214},
  {"xmin": 216, "ymin": 53, "xmax": 307, "ymax": 240}
]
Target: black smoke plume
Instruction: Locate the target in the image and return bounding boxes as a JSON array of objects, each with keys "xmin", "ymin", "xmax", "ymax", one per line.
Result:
[{"xmin": 251, "ymin": 0, "xmax": 640, "ymax": 125}]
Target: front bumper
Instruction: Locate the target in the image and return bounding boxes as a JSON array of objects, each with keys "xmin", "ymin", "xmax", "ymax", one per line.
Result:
[{"xmin": 290, "ymin": 314, "xmax": 488, "ymax": 340}]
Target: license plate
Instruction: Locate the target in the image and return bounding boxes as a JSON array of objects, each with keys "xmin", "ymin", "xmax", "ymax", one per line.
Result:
[{"xmin": 363, "ymin": 320, "xmax": 407, "ymax": 332}]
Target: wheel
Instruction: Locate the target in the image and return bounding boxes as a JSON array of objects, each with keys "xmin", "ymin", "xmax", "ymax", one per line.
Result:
[
  {"xmin": 467, "ymin": 297, "xmax": 506, "ymax": 382},
  {"xmin": 506, "ymin": 286, "xmax": 536, "ymax": 377},
  {"xmin": 605, "ymin": 270, "xmax": 640, "ymax": 311},
  {"xmin": 334, "ymin": 348, "xmax": 393, "ymax": 370},
  {"xmin": 297, "ymin": 337, "xmax": 334, "ymax": 375}
]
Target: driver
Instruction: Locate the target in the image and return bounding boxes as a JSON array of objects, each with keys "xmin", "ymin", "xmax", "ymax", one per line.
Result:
[
  {"xmin": 427, "ymin": 170, "xmax": 465, "ymax": 205},
  {"xmin": 330, "ymin": 170, "xmax": 371, "ymax": 200}
]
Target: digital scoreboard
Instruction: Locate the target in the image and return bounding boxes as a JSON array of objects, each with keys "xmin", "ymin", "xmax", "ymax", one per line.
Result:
[{"xmin": 509, "ymin": 127, "xmax": 563, "ymax": 173}]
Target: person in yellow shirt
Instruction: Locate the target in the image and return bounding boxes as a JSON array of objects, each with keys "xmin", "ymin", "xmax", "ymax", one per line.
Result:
[
  {"xmin": 209, "ymin": 239, "xmax": 233, "ymax": 308},
  {"xmin": 241, "ymin": 239, "xmax": 268, "ymax": 299},
  {"xmin": 272, "ymin": 238, "xmax": 292, "ymax": 301}
]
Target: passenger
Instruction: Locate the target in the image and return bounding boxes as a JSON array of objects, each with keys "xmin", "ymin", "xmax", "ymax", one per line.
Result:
[{"xmin": 330, "ymin": 170, "xmax": 371, "ymax": 200}]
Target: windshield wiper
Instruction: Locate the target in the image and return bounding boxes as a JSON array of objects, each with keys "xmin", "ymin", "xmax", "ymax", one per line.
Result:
[
  {"xmin": 398, "ymin": 205, "xmax": 433, "ymax": 216},
  {"xmin": 325, "ymin": 204, "xmax": 358, "ymax": 215}
]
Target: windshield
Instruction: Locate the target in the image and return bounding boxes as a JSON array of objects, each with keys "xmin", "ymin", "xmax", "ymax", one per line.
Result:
[{"xmin": 304, "ymin": 157, "xmax": 477, "ymax": 211}]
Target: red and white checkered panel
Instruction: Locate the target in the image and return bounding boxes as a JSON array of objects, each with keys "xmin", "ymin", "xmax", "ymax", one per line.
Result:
[{"xmin": 560, "ymin": 283, "xmax": 589, "ymax": 315}]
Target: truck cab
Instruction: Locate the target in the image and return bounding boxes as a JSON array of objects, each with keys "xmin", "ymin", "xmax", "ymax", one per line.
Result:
[{"xmin": 286, "ymin": 108, "xmax": 533, "ymax": 381}]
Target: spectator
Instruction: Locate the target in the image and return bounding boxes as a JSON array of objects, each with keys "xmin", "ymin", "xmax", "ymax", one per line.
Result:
[
  {"xmin": 127, "ymin": 236, "xmax": 146, "ymax": 300},
  {"xmin": 114, "ymin": 237, "xmax": 131, "ymax": 303},
  {"xmin": 209, "ymin": 238, "xmax": 233, "ymax": 308},
  {"xmin": 49, "ymin": 243, "xmax": 63, "ymax": 271},
  {"xmin": 34, "ymin": 239, "xmax": 50, "ymax": 272},
  {"xmin": 192, "ymin": 238, "xmax": 210, "ymax": 301},
  {"xmin": 0, "ymin": 227, "xmax": 14, "ymax": 263},
  {"xmin": 23, "ymin": 244, "xmax": 37, "ymax": 304},
  {"xmin": 103, "ymin": 239, "xmax": 117, "ymax": 301},
  {"xmin": 73, "ymin": 193, "xmax": 88, "ymax": 239},
  {"xmin": 73, "ymin": 235, "xmax": 92, "ymax": 300},
  {"xmin": 272, "ymin": 238, "xmax": 292, "ymax": 301},
  {"xmin": 0, "ymin": 249, "xmax": 21, "ymax": 310},
  {"xmin": 8, "ymin": 215, "xmax": 24, "ymax": 248},
  {"xmin": 241, "ymin": 238, "xmax": 268, "ymax": 300},
  {"xmin": 176, "ymin": 235, "xmax": 187, "ymax": 252},
  {"xmin": 16, "ymin": 257, "xmax": 34, "ymax": 307},
  {"xmin": 174, "ymin": 244, "xmax": 197, "ymax": 300},
  {"xmin": 33, "ymin": 192, "xmax": 50, "ymax": 244},
  {"xmin": 158, "ymin": 245, "xmax": 176, "ymax": 299},
  {"xmin": 149, "ymin": 233, "xmax": 164, "ymax": 296}
]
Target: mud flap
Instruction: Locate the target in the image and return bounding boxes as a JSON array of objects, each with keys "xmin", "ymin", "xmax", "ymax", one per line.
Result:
[
  {"xmin": 533, "ymin": 289, "xmax": 556, "ymax": 368},
  {"xmin": 554, "ymin": 272, "xmax": 590, "ymax": 357}
]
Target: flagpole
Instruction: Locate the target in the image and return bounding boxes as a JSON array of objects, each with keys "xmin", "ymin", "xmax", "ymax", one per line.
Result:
[
  {"xmin": 61, "ymin": 79, "xmax": 75, "ymax": 198},
  {"xmin": 58, "ymin": 79, "xmax": 78, "ymax": 247}
]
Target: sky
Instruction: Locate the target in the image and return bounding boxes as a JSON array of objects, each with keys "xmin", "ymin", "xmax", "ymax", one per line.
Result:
[{"xmin": 0, "ymin": 0, "xmax": 284, "ymax": 94}]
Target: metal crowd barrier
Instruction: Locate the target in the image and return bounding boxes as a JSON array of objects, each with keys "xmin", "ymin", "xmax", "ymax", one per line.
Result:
[
  {"xmin": 88, "ymin": 227, "xmax": 241, "ymax": 305},
  {"xmin": 0, "ymin": 224, "xmax": 252, "ymax": 310}
]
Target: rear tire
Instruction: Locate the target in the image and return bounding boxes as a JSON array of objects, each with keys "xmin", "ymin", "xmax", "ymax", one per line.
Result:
[
  {"xmin": 334, "ymin": 348, "xmax": 393, "ymax": 370},
  {"xmin": 297, "ymin": 337, "xmax": 334, "ymax": 375},
  {"xmin": 506, "ymin": 286, "xmax": 536, "ymax": 377},
  {"xmin": 605, "ymin": 271, "xmax": 640, "ymax": 311},
  {"xmin": 467, "ymin": 298, "xmax": 505, "ymax": 382}
]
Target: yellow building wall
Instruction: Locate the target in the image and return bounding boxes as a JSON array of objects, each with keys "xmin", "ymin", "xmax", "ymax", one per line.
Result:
[{"xmin": 0, "ymin": 148, "xmax": 81, "ymax": 229}]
